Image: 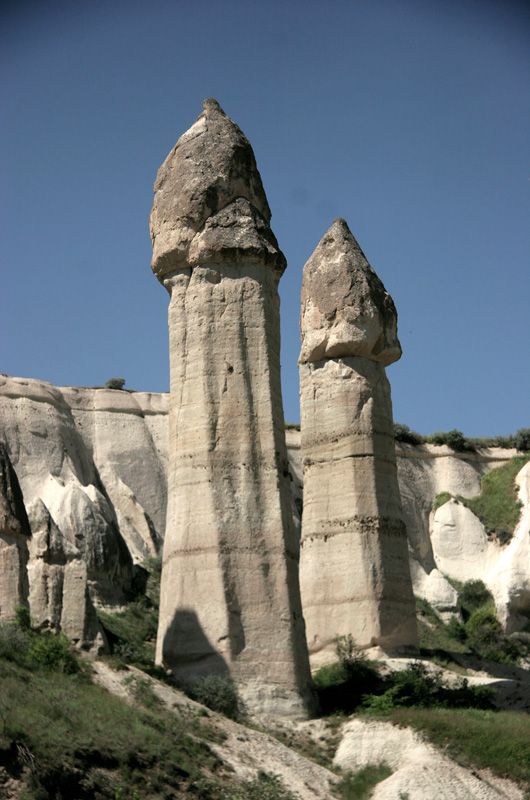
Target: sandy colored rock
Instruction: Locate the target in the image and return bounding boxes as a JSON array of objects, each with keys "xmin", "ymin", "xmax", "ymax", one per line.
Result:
[
  {"xmin": 26, "ymin": 498, "xmax": 104, "ymax": 649},
  {"xmin": 150, "ymin": 98, "xmax": 284, "ymax": 280},
  {"xmin": 299, "ymin": 221, "xmax": 416, "ymax": 663},
  {"xmin": 151, "ymin": 100, "xmax": 313, "ymax": 716},
  {"xmin": 0, "ymin": 443, "xmax": 30, "ymax": 620},
  {"xmin": 334, "ymin": 717, "xmax": 523, "ymax": 799},
  {"xmin": 299, "ymin": 219, "xmax": 401, "ymax": 366}
]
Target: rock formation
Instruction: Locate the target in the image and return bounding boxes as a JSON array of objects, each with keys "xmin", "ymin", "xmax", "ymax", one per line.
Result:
[
  {"xmin": 150, "ymin": 99, "xmax": 314, "ymax": 716},
  {"xmin": 0, "ymin": 443, "xmax": 30, "ymax": 620},
  {"xmin": 299, "ymin": 219, "xmax": 417, "ymax": 662},
  {"xmin": 0, "ymin": 375, "xmax": 139, "ymax": 647}
]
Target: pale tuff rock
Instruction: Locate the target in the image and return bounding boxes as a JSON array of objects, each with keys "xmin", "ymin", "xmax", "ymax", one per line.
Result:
[
  {"xmin": 27, "ymin": 498, "xmax": 103, "ymax": 650},
  {"xmin": 489, "ymin": 461, "xmax": 530, "ymax": 633},
  {"xmin": 299, "ymin": 219, "xmax": 401, "ymax": 366},
  {"xmin": 151, "ymin": 100, "xmax": 313, "ymax": 717},
  {"xmin": 334, "ymin": 718, "xmax": 524, "ymax": 800},
  {"xmin": 299, "ymin": 220, "xmax": 417, "ymax": 663},
  {"xmin": 150, "ymin": 98, "xmax": 284, "ymax": 280},
  {"xmin": 0, "ymin": 375, "xmax": 168, "ymax": 647},
  {"xmin": 0, "ymin": 443, "xmax": 30, "ymax": 620},
  {"xmin": 431, "ymin": 499, "xmax": 500, "ymax": 583}
]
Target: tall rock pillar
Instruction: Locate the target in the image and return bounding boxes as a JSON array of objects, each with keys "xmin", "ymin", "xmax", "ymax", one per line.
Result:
[
  {"xmin": 299, "ymin": 219, "xmax": 417, "ymax": 665},
  {"xmin": 151, "ymin": 100, "xmax": 313, "ymax": 717}
]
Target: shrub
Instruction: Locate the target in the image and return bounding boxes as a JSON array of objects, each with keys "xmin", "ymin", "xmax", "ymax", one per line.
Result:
[
  {"xmin": 393, "ymin": 423, "xmax": 424, "ymax": 445},
  {"xmin": 362, "ymin": 662, "xmax": 493, "ymax": 712},
  {"xmin": 313, "ymin": 636, "xmax": 383, "ymax": 714},
  {"xmin": 464, "ymin": 605, "xmax": 521, "ymax": 663},
  {"xmin": 515, "ymin": 428, "xmax": 530, "ymax": 452},
  {"xmin": 0, "ymin": 623, "xmax": 31, "ymax": 666},
  {"xmin": 187, "ymin": 675, "xmax": 242, "ymax": 720},
  {"xmin": 427, "ymin": 429, "xmax": 473, "ymax": 452},
  {"xmin": 105, "ymin": 377, "xmax": 126, "ymax": 390},
  {"xmin": 457, "ymin": 580, "xmax": 492, "ymax": 622},
  {"xmin": 26, "ymin": 632, "xmax": 79, "ymax": 674}
]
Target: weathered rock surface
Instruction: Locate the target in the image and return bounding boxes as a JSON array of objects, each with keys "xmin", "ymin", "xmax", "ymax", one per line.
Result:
[
  {"xmin": 300, "ymin": 219, "xmax": 401, "ymax": 366},
  {"xmin": 0, "ymin": 375, "xmax": 169, "ymax": 646},
  {"xmin": 334, "ymin": 717, "xmax": 523, "ymax": 799},
  {"xmin": 151, "ymin": 100, "xmax": 314, "ymax": 716},
  {"xmin": 0, "ymin": 443, "xmax": 30, "ymax": 620},
  {"xmin": 299, "ymin": 220, "xmax": 417, "ymax": 663}
]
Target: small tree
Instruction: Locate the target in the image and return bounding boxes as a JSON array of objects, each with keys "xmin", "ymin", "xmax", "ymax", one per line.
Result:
[{"xmin": 105, "ymin": 377, "xmax": 126, "ymax": 390}]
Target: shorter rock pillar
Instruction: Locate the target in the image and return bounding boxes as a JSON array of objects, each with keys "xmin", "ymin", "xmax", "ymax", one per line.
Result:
[{"xmin": 299, "ymin": 220, "xmax": 417, "ymax": 664}]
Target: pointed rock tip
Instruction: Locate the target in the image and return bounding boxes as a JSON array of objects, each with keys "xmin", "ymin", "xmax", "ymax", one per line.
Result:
[
  {"xmin": 203, "ymin": 97, "xmax": 226, "ymax": 115},
  {"xmin": 331, "ymin": 217, "xmax": 351, "ymax": 232}
]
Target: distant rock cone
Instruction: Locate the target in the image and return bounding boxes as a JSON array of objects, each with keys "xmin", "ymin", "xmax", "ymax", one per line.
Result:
[
  {"xmin": 151, "ymin": 100, "xmax": 314, "ymax": 717},
  {"xmin": 299, "ymin": 220, "xmax": 417, "ymax": 665}
]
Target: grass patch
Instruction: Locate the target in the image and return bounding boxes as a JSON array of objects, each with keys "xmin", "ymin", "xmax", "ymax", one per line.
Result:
[
  {"xmin": 378, "ymin": 707, "xmax": 530, "ymax": 790},
  {"xmin": 432, "ymin": 491, "xmax": 452, "ymax": 512},
  {"xmin": 0, "ymin": 653, "xmax": 229, "ymax": 798},
  {"xmin": 334, "ymin": 764, "xmax": 392, "ymax": 799},
  {"xmin": 459, "ymin": 456, "xmax": 530, "ymax": 538}
]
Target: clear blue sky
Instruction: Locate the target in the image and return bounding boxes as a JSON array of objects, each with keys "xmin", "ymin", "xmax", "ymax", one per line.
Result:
[{"xmin": 2, "ymin": 0, "xmax": 528, "ymax": 436}]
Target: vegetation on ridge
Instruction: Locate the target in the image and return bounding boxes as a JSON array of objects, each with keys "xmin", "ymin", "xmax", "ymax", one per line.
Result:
[
  {"xmin": 394, "ymin": 423, "xmax": 530, "ymax": 452},
  {"xmin": 431, "ymin": 456, "xmax": 530, "ymax": 539}
]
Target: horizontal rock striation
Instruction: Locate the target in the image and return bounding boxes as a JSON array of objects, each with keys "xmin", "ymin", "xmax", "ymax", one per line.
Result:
[
  {"xmin": 299, "ymin": 220, "xmax": 417, "ymax": 663},
  {"xmin": 151, "ymin": 100, "xmax": 314, "ymax": 717}
]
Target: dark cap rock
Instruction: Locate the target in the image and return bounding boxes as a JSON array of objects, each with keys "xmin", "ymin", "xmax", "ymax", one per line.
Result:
[
  {"xmin": 150, "ymin": 99, "xmax": 285, "ymax": 280},
  {"xmin": 300, "ymin": 219, "xmax": 401, "ymax": 365}
]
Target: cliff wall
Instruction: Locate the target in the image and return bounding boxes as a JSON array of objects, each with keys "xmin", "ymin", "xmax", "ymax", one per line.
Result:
[{"xmin": 1, "ymin": 375, "xmax": 527, "ymax": 647}]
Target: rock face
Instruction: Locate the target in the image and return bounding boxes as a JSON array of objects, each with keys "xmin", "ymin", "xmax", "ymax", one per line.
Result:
[
  {"xmin": 0, "ymin": 443, "xmax": 30, "ymax": 620},
  {"xmin": 151, "ymin": 100, "xmax": 314, "ymax": 716},
  {"xmin": 299, "ymin": 220, "xmax": 417, "ymax": 663},
  {"xmin": 0, "ymin": 375, "xmax": 168, "ymax": 647}
]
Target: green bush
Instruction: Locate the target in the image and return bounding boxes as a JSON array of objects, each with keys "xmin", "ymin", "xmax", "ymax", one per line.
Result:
[
  {"xmin": 362, "ymin": 662, "xmax": 493, "ymax": 712},
  {"xmin": 457, "ymin": 580, "xmax": 492, "ymax": 622},
  {"xmin": 515, "ymin": 428, "xmax": 530, "ymax": 452},
  {"xmin": 0, "ymin": 623, "xmax": 79, "ymax": 674},
  {"xmin": 464, "ymin": 605, "xmax": 521, "ymax": 663},
  {"xmin": 313, "ymin": 635, "xmax": 382, "ymax": 714},
  {"xmin": 26, "ymin": 632, "xmax": 79, "ymax": 674},
  {"xmin": 105, "ymin": 377, "xmax": 126, "ymax": 390},
  {"xmin": 187, "ymin": 675, "xmax": 242, "ymax": 720},
  {"xmin": 427, "ymin": 429, "xmax": 473, "ymax": 452},
  {"xmin": 394, "ymin": 424, "xmax": 424, "ymax": 445}
]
